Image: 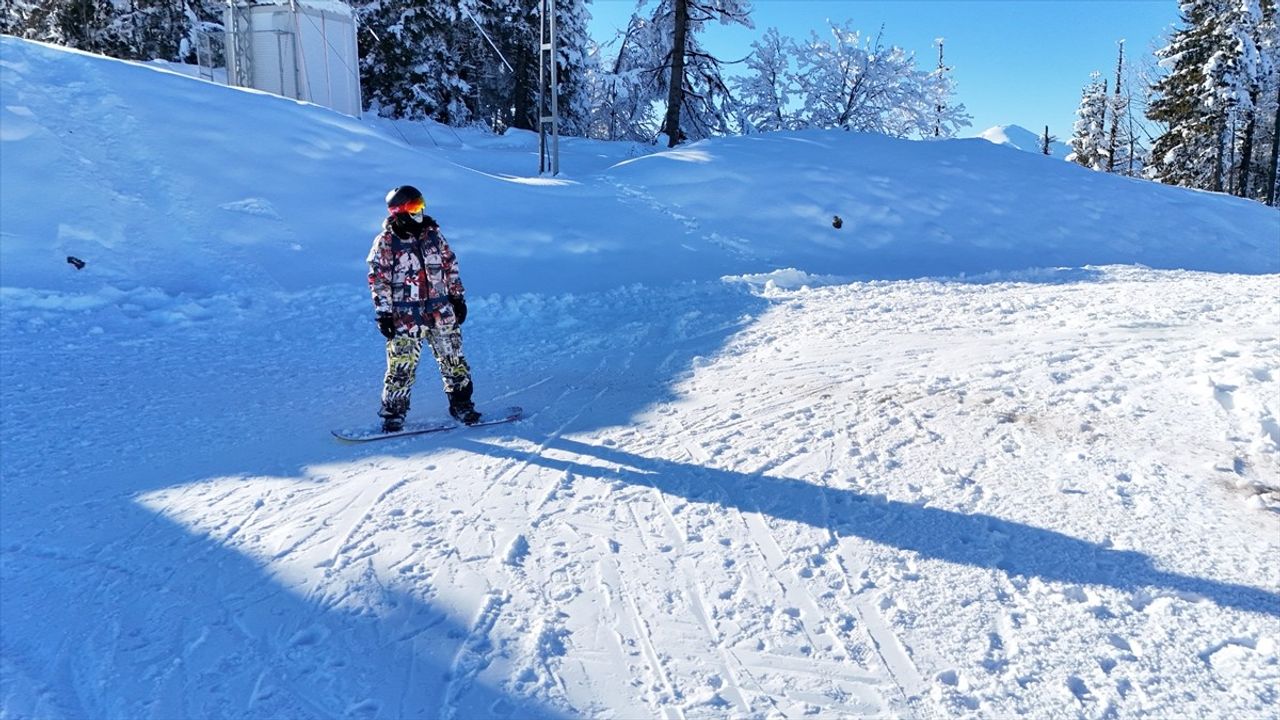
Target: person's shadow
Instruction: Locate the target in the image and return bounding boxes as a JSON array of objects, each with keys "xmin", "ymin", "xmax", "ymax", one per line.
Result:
[{"xmin": 457, "ymin": 434, "xmax": 1280, "ymax": 618}]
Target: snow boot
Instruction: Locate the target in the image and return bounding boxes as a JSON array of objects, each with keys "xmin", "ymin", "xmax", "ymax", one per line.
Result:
[
  {"xmin": 447, "ymin": 383, "xmax": 481, "ymax": 426},
  {"xmin": 379, "ymin": 398, "xmax": 408, "ymax": 433}
]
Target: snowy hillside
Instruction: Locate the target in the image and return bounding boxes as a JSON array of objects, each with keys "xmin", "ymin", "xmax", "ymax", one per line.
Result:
[
  {"xmin": 2, "ymin": 37, "xmax": 1279, "ymax": 720},
  {"xmin": 978, "ymin": 124, "xmax": 1073, "ymax": 160}
]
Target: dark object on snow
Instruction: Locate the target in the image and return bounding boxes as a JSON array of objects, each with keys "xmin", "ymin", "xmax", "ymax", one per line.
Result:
[
  {"xmin": 66, "ymin": 256, "xmax": 86, "ymax": 270},
  {"xmin": 832, "ymin": 215, "xmax": 843, "ymax": 229},
  {"xmin": 332, "ymin": 406, "xmax": 523, "ymax": 442}
]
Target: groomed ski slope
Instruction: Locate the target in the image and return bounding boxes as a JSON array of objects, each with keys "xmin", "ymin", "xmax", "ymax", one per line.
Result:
[{"xmin": 2, "ymin": 37, "xmax": 1279, "ymax": 719}]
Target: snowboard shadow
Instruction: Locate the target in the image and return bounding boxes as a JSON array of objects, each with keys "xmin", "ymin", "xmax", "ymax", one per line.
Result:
[{"xmin": 459, "ymin": 435, "xmax": 1280, "ymax": 619}]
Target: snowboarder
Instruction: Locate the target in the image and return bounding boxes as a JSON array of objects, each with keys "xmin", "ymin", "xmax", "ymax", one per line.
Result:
[{"xmin": 367, "ymin": 185, "xmax": 480, "ymax": 432}]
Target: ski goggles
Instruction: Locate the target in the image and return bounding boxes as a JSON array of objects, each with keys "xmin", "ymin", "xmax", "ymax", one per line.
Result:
[{"xmin": 388, "ymin": 196, "xmax": 425, "ymax": 215}]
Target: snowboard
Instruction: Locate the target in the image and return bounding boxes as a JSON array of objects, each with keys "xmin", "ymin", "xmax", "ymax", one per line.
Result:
[{"xmin": 332, "ymin": 406, "xmax": 523, "ymax": 443}]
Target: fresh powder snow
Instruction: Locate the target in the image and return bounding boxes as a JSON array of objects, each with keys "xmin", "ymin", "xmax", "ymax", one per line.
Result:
[{"xmin": 1, "ymin": 36, "xmax": 1278, "ymax": 720}]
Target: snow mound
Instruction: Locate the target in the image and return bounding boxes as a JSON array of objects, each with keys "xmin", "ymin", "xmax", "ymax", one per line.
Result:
[
  {"xmin": 722, "ymin": 267, "xmax": 850, "ymax": 292},
  {"xmin": 2, "ymin": 36, "xmax": 1277, "ymax": 307},
  {"xmin": 977, "ymin": 123, "xmax": 1072, "ymax": 159}
]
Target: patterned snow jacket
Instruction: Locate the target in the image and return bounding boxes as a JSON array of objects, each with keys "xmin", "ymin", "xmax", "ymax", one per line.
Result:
[{"xmin": 367, "ymin": 215, "xmax": 465, "ymax": 335}]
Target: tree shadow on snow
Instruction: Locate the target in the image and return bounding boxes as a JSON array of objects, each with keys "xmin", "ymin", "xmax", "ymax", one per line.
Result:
[
  {"xmin": 0, "ymin": 495, "xmax": 567, "ymax": 720},
  {"xmin": 458, "ymin": 435, "xmax": 1280, "ymax": 619},
  {"xmin": 0, "ymin": 282, "xmax": 770, "ymax": 719}
]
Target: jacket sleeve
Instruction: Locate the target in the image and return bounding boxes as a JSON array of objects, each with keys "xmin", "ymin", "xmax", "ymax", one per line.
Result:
[
  {"xmin": 437, "ymin": 229, "xmax": 465, "ymax": 298},
  {"xmin": 366, "ymin": 231, "xmax": 394, "ymax": 315}
]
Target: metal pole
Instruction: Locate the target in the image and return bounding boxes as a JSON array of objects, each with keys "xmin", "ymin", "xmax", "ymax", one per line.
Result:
[
  {"xmin": 277, "ymin": 32, "xmax": 286, "ymax": 96},
  {"xmin": 538, "ymin": 0, "xmax": 546, "ymax": 174},
  {"xmin": 227, "ymin": 1, "xmax": 254, "ymax": 89},
  {"xmin": 321, "ymin": 10, "xmax": 332, "ymax": 108},
  {"xmin": 351, "ymin": 20, "xmax": 362, "ymax": 117},
  {"xmin": 538, "ymin": 0, "xmax": 559, "ymax": 175},
  {"xmin": 550, "ymin": 0, "xmax": 559, "ymax": 176}
]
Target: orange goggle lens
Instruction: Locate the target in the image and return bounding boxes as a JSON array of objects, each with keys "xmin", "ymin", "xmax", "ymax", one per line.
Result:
[{"xmin": 389, "ymin": 197, "xmax": 425, "ymax": 215}]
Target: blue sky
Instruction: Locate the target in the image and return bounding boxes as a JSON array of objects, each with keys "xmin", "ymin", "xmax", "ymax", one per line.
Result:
[{"xmin": 586, "ymin": 0, "xmax": 1181, "ymax": 138}]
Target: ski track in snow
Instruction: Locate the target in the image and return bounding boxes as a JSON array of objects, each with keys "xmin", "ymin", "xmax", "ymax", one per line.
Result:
[
  {"xmin": 3, "ymin": 41, "xmax": 1280, "ymax": 717},
  {"xmin": 5, "ymin": 269, "xmax": 1280, "ymax": 718},
  {"xmin": 2, "ymin": 240, "xmax": 1280, "ymax": 717},
  {"xmin": 605, "ymin": 176, "xmax": 761, "ymax": 262}
]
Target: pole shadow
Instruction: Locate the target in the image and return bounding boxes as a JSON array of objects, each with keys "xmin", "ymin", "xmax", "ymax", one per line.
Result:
[{"xmin": 457, "ymin": 435, "xmax": 1280, "ymax": 619}]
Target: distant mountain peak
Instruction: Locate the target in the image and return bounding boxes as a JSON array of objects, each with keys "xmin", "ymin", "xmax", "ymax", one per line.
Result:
[{"xmin": 977, "ymin": 124, "xmax": 1071, "ymax": 160}]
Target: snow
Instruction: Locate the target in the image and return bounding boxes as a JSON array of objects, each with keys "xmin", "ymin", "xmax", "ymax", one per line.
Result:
[
  {"xmin": 2, "ymin": 36, "xmax": 1279, "ymax": 719},
  {"xmin": 977, "ymin": 124, "xmax": 1073, "ymax": 160}
]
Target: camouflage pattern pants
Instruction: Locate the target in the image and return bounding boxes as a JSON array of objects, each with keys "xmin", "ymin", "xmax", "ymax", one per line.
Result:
[{"xmin": 380, "ymin": 325, "xmax": 472, "ymax": 419}]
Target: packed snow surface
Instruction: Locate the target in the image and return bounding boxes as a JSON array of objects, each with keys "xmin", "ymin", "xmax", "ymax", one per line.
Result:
[{"xmin": 2, "ymin": 37, "xmax": 1279, "ymax": 719}]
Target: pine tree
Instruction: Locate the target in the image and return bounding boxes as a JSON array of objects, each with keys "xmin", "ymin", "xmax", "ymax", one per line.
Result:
[
  {"xmin": 10, "ymin": 0, "xmax": 130, "ymax": 57},
  {"xmin": 3, "ymin": 0, "xmax": 223, "ymax": 62},
  {"xmin": 549, "ymin": 0, "xmax": 596, "ymax": 136},
  {"xmin": 1202, "ymin": 0, "xmax": 1266, "ymax": 193},
  {"xmin": 1147, "ymin": 0, "xmax": 1237, "ymax": 190},
  {"xmin": 353, "ymin": 0, "xmax": 476, "ymax": 123},
  {"xmin": 1268, "ymin": 80, "xmax": 1280, "ymax": 204},
  {"xmin": 922, "ymin": 37, "xmax": 970, "ymax": 139},
  {"xmin": 1224, "ymin": 0, "xmax": 1274, "ymax": 197},
  {"xmin": 1147, "ymin": 0, "xmax": 1276, "ymax": 198},
  {"xmin": 1042, "ymin": 125, "xmax": 1059, "ymax": 155},
  {"xmin": 1068, "ymin": 72, "xmax": 1110, "ymax": 170},
  {"xmin": 0, "ymin": 0, "xmax": 22, "ymax": 35},
  {"xmin": 1107, "ymin": 41, "xmax": 1131, "ymax": 172},
  {"xmin": 463, "ymin": 0, "xmax": 530, "ymax": 132},
  {"xmin": 1264, "ymin": 0, "xmax": 1280, "ymax": 204}
]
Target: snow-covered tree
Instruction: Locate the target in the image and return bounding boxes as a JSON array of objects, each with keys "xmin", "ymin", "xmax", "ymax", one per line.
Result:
[
  {"xmin": 460, "ymin": 0, "xmax": 531, "ymax": 131},
  {"xmin": 3, "ymin": 0, "xmax": 223, "ymax": 62},
  {"xmin": 731, "ymin": 27, "xmax": 796, "ymax": 133},
  {"xmin": 1068, "ymin": 72, "xmax": 1110, "ymax": 170},
  {"xmin": 461, "ymin": 0, "xmax": 594, "ymax": 135},
  {"xmin": 357, "ymin": 0, "xmax": 589, "ymax": 128},
  {"xmin": 548, "ymin": 0, "xmax": 597, "ymax": 136},
  {"xmin": 792, "ymin": 22, "xmax": 967, "ymax": 139},
  {"xmin": 1200, "ymin": 0, "xmax": 1267, "ymax": 192},
  {"xmin": 651, "ymin": 0, "xmax": 754, "ymax": 146},
  {"xmin": 6, "ymin": 0, "xmax": 125, "ymax": 56},
  {"xmin": 585, "ymin": 0, "xmax": 750, "ymax": 145},
  {"xmin": 1220, "ymin": 0, "xmax": 1275, "ymax": 197},
  {"xmin": 920, "ymin": 37, "xmax": 971, "ymax": 139},
  {"xmin": 1146, "ymin": 0, "xmax": 1276, "ymax": 196},
  {"xmin": 583, "ymin": 11, "xmax": 667, "ymax": 141},
  {"xmin": 1261, "ymin": 0, "xmax": 1280, "ymax": 204},
  {"xmin": 1148, "ymin": 0, "xmax": 1224, "ymax": 188},
  {"xmin": 353, "ymin": 0, "xmax": 470, "ymax": 122}
]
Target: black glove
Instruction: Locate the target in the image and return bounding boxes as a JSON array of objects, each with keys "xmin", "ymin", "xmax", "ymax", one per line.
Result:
[
  {"xmin": 377, "ymin": 313, "xmax": 396, "ymax": 339},
  {"xmin": 450, "ymin": 297, "xmax": 467, "ymax": 326}
]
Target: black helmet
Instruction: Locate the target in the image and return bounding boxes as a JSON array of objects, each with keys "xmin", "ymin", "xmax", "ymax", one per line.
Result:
[{"xmin": 385, "ymin": 185, "xmax": 424, "ymax": 214}]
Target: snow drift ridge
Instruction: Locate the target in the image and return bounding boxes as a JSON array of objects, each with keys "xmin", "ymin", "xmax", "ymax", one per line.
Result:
[{"xmin": 1, "ymin": 35, "xmax": 1277, "ymax": 303}]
